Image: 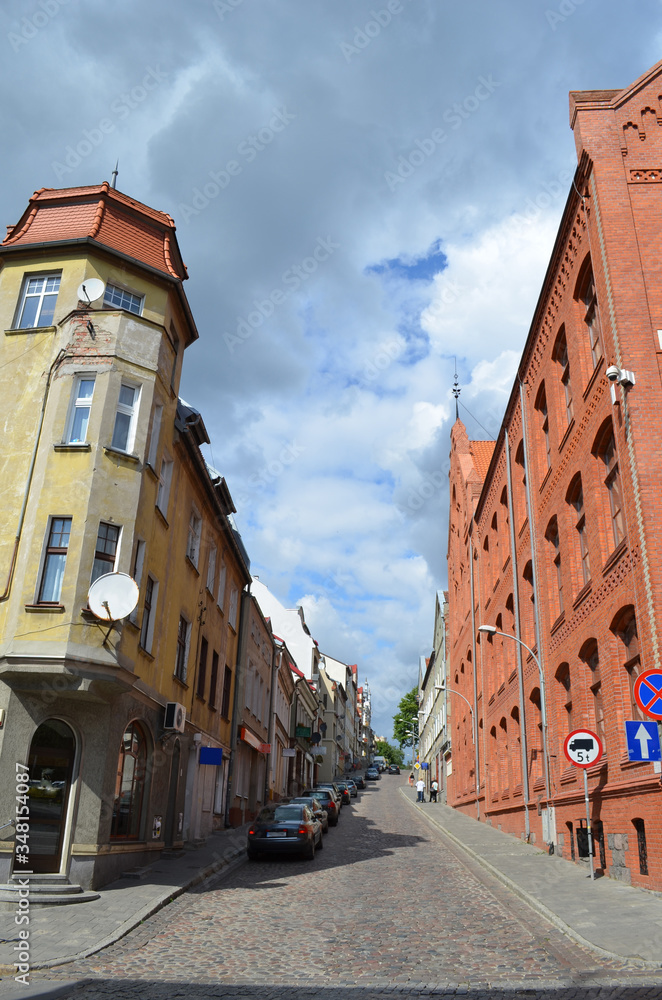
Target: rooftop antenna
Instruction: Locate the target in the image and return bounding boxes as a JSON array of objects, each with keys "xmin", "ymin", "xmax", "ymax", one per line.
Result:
[
  {"xmin": 452, "ymin": 358, "xmax": 461, "ymax": 419},
  {"xmin": 111, "ymin": 159, "xmax": 119, "ymax": 189}
]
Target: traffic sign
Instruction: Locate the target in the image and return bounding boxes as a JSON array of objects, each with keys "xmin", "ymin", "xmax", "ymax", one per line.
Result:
[
  {"xmin": 634, "ymin": 670, "xmax": 662, "ymax": 720},
  {"xmin": 413, "ymin": 762, "xmax": 421, "ymax": 770},
  {"xmin": 563, "ymin": 729, "xmax": 603, "ymax": 768},
  {"xmin": 625, "ymin": 720, "xmax": 661, "ymax": 761}
]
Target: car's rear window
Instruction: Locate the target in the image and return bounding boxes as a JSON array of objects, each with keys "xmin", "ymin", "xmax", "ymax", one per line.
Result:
[{"xmin": 258, "ymin": 805, "xmax": 303, "ymax": 822}]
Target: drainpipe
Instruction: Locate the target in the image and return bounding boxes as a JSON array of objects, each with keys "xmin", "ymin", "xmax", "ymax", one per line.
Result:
[
  {"xmin": 224, "ymin": 583, "xmax": 251, "ymax": 827},
  {"xmin": 1, "ymin": 349, "xmax": 66, "ymax": 602},
  {"xmin": 519, "ymin": 379, "xmax": 552, "ymax": 815},
  {"xmin": 505, "ymin": 428, "xmax": 531, "ymax": 840},
  {"xmin": 468, "ymin": 530, "xmax": 480, "ymax": 820}
]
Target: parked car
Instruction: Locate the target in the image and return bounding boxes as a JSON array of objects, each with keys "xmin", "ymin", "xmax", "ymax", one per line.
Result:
[
  {"xmin": 353, "ymin": 775, "xmax": 366, "ymax": 789},
  {"xmin": 315, "ymin": 782, "xmax": 343, "ymax": 808},
  {"xmin": 388, "ymin": 764, "xmax": 400, "ymax": 774},
  {"xmin": 342, "ymin": 778, "xmax": 358, "ymax": 797},
  {"xmin": 304, "ymin": 787, "xmax": 340, "ymax": 825},
  {"xmin": 365, "ymin": 768, "xmax": 380, "ymax": 780},
  {"xmin": 247, "ymin": 803, "xmax": 323, "ymax": 860},
  {"xmin": 290, "ymin": 795, "xmax": 329, "ymax": 833},
  {"xmin": 334, "ymin": 782, "xmax": 352, "ymax": 804}
]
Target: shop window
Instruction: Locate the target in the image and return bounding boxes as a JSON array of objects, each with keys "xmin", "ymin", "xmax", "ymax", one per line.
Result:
[{"xmin": 111, "ymin": 721, "xmax": 147, "ymax": 840}]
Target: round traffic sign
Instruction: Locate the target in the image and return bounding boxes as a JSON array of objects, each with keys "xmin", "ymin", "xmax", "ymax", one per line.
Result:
[
  {"xmin": 634, "ymin": 670, "xmax": 662, "ymax": 721},
  {"xmin": 563, "ymin": 729, "xmax": 603, "ymax": 768}
]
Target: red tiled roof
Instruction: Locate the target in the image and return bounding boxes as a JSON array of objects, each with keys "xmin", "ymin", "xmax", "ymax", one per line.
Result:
[
  {"xmin": 2, "ymin": 183, "xmax": 187, "ymax": 281},
  {"xmin": 469, "ymin": 440, "xmax": 496, "ymax": 480}
]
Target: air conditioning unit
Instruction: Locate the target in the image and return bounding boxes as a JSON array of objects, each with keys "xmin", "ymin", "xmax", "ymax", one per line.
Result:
[{"xmin": 164, "ymin": 702, "xmax": 186, "ymax": 733}]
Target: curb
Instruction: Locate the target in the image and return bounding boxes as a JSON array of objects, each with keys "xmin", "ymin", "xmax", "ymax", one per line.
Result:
[
  {"xmin": 0, "ymin": 844, "xmax": 247, "ymax": 973},
  {"xmin": 398, "ymin": 786, "xmax": 659, "ymax": 971}
]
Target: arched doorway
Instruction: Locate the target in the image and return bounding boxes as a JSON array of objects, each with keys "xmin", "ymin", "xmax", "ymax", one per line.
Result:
[
  {"xmin": 164, "ymin": 740, "xmax": 181, "ymax": 848},
  {"xmin": 17, "ymin": 719, "xmax": 76, "ymax": 875},
  {"xmin": 110, "ymin": 721, "xmax": 148, "ymax": 840}
]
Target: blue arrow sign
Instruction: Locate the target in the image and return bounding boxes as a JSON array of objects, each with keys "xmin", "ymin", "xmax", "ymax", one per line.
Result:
[{"xmin": 625, "ymin": 720, "xmax": 661, "ymax": 761}]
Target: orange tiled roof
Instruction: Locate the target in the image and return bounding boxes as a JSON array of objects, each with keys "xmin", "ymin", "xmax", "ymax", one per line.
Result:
[
  {"xmin": 469, "ymin": 440, "xmax": 496, "ymax": 480},
  {"xmin": 2, "ymin": 183, "xmax": 187, "ymax": 281}
]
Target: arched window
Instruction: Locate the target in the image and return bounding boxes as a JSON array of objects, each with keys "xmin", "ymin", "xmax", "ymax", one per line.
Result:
[
  {"xmin": 535, "ymin": 383, "xmax": 551, "ymax": 471},
  {"xmin": 580, "ymin": 640, "xmax": 605, "ymax": 748},
  {"xmin": 545, "ymin": 516, "xmax": 563, "ymax": 615},
  {"xmin": 553, "ymin": 326, "xmax": 573, "ymax": 425},
  {"xmin": 578, "ymin": 265, "xmax": 603, "ymax": 368},
  {"xmin": 611, "ymin": 606, "xmax": 642, "ymax": 720},
  {"xmin": 567, "ymin": 474, "xmax": 590, "ymax": 586},
  {"xmin": 529, "ymin": 687, "xmax": 543, "ymax": 781},
  {"xmin": 491, "ymin": 511, "xmax": 499, "ymax": 570},
  {"xmin": 633, "ymin": 818, "xmax": 649, "ymax": 875},
  {"xmin": 593, "ymin": 420, "xmax": 625, "ymax": 548},
  {"xmin": 510, "ymin": 705, "xmax": 522, "ymax": 788},
  {"xmin": 555, "ymin": 662, "xmax": 573, "ymax": 733},
  {"xmin": 111, "ymin": 721, "xmax": 148, "ymax": 840}
]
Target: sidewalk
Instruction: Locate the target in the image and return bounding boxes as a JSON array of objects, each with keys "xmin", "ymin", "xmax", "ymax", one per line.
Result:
[
  {"xmin": 400, "ymin": 785, "xmax": 662, "ymax": 969},
  {"xmin": 0, "ymin": 823, "xmax": 249, "ymax": 974}
]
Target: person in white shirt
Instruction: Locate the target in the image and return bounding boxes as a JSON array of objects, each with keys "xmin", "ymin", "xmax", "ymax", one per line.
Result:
[
  {"xmin": 416, "ymin": 777, "xmax": 425, "ymax": 802},
  {"xmin": 430, "ymin": 778, "xmax": 439, "ymax": 803}
]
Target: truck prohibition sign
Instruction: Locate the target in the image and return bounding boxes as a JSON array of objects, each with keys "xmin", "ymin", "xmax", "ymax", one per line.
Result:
[{"xmin": 563, "ymin": 729, "xmax": 604, "ymax": 768}]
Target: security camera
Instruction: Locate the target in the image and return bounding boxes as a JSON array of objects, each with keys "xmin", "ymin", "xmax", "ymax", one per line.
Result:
[
  {"xmin": 606, "ymin": 365, "xmax": 621, "ymax": 382},
  {"xmin": 606, "ymin": 364, "xmax": 636, "ymax": 388},
  {"xmin": 193, "ymin": 733, "xmax": 202, "ymax": 744}
]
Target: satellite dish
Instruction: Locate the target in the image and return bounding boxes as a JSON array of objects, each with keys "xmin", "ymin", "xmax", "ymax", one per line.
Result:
[
  {"xmin": 77, "ymin": 278, "xmax": 105, "ymax": 306},
  {"xmin": 88, "ymin": 572, "xmax": 139, "ymax": 621}
]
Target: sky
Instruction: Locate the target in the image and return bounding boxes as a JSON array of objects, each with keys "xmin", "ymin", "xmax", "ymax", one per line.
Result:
[{"xmin": 2, "ymin": 0, "xmax": 661, "ymax": 740}]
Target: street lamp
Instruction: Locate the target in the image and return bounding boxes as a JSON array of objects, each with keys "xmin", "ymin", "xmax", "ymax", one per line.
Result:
[
  {"xmin": 478, "ymin": 625, "xmax": 552, "ymax": 825},
  {"xmin": 435, "ymin": 684, "xmax": 480, "ymax": 819}
]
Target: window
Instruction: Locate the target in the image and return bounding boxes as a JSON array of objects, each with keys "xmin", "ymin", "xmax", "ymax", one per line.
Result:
[
  {"xmin": 175, "ymin": 616, "xmax": 190, "ymax": 682},
  {"xmin": 104, "ymin": 283, "xmax": 142, "ymax": 315},
  {"xmin": 229, "ymin": 585, "xmax": 238, "ymax": 629},
  {"xmin": 612, "ymin": 607, "xmax": 642, "ymax": 720},
  {"xmin": 65, "ymin": 377, "xmax": 95, "ymax": 444},
  {"xmin": 110, "ymin": 721, "xmax": 147, "ymax": 840},
  {"xmin": 581, "ymin": 640, "xmax": 605, "ymax": 747},
  {"xmin": 16, "ymin": 273, "xmax": 60, "ymax": 329},
  {"xmin": 169, "ymin": 324, "xmax": 180, "ymax": 389},
  {"xmin": 91, "ymin": 522, "xmax": 120, "ymax": 584},
  {"xmin": 111, "ymin": 383, "xmax": 141, "ymax": 453},
  {"xmin": 206, "ymin": 545, "xmax": 216, "ymax": 594},
  {"xmin": 535, "ymin": 384, "xmax": 551, "ymax": 470},
  {"xmin": 546, "ymin": 517, "xmax": 563, "ymax": 615},
  {"xmin": 146, "ymin": 403, "xmax": 163, "ymax": 468},
  {"xmin": 633, "ymin": 818, "xmax": 649, "ymax": 876},
  {"xmin": 209, "ymin": 651, "xmax": 219, "ymax": 709},
  {"xmin": 556, "ymin": 662, "xmax": 573, "ymax": 732},
  {"xmin": 140, "ymin": 575, "xmax": 158, "ymax": 653},
  {"xmin": 217, "ymin": 558, "xmax": 227, "ymax": 609},
  {"xmin": 553, "ymin": 328, "xmax": 573, "ymax": 424},
  {"xmin": 186, "ymin": 510, "xmax": 202, "ymax": 567},
  {"xmin": 567, "ymin": 475, "xmax": 590, "ymax": 586},
  {"xmin": 580, "ymin": 268, "xmax": 603, "ymax": 367},
  {"xmin": 38, "ymin": 517, "xmax": 71, "ymax": 604},
  {"xmin": 594, "ymin": 422, "xmax": 625, "ymax": 547},
  {"xmin": 197, "ymin": 637, "xmax": 208, "ymax": 700},
  {"xmin": 156, "ymin": 455, "xmax": 173, "ymax": 516},
  {"xmin": 220, "ymin": 665, "xmax": 233, "ymax": 718}
]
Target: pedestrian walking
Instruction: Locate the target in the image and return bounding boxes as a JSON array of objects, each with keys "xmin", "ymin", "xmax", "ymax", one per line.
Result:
[
  {"xmin": 408, "ymin": 772, "xmax": 414, "ymax": 786},
  {"xmin": 416, "ymin": 777, "xmax": 425, "ymax": 802},
  {"xmin": 430, "ymin": 778, "xmax": 439, "ymax": 803}
]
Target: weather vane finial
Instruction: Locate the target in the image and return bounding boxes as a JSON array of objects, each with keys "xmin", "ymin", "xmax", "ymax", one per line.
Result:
[{"xmin": 452, "ymin": 358, "xmax": 461, "ymax": 419}]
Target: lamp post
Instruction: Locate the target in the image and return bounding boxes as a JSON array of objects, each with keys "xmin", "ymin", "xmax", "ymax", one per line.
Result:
[
  {"xmin": 478, "ymin": 625, "xmax": 552, "ymax": 830},
  {"xmin": 435, "ymin": 684, "xmax": 480, "ymax": 819}
]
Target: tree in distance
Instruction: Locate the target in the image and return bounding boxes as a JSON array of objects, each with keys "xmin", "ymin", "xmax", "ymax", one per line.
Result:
[
  {"xmin": 374, "ymin": 739, "xmax": 404, "ymax": 767},
  {"xmin": 392, "ymin": 686, "xmax": 419, "ymax": 749}
]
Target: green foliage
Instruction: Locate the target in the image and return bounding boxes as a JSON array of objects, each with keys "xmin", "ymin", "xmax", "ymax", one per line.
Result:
[
  {"xmin": 393, "ymin": 686, "xmax": 419, "ymax": 748},
  {"xmin": 374, "ymin": 739, "xmax": 405, "ymax": 767}
]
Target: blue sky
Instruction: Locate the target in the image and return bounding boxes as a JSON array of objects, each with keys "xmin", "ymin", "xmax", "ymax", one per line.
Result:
[{"xmin": 1, "ymin": 0, "xmax": 661, "ymax": 737}]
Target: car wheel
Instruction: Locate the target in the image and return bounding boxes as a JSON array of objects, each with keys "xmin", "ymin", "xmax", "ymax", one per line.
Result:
[
  {"xmin": 317, "ymin": 831, "xmax": 324, "ymax": 849},
  {"xmin": 305, "ymin": 839, "xmax": 315, "ymax": 860}
]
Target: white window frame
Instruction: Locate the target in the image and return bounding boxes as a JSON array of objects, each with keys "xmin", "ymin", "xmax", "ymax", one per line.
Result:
[
  {"xmin": 104, "ymin": 282, "xmax": 143, "ymax": 316},
  {"xmin": 146, "ymin": 402, "xmax": 163, "ymax": 469},
  {"xmin": 64, "ymin": 375, "xmax": 96, "ymax": 445},
  {"xmin": 140, "ymin": 575, "xmax": 159, "ymax": 654},
  {"xmin": 206, "ymin": 545, "xmax": 217, "ymax": 594},
  {"xmin": 175, "ymin": 614, "xmax": 191, "ymax": 682},
  {"xmin": 229, "ymin": 584, "xmax": 238, "ymax": 630},
  {"xmin": 111, "ymin": 381, "xmax": 141, "ymax": 453},
  {"xmin": 156, "ymin": 454, "xmax": 173, "ymax": 516},
  {"xmin": 15, "ymin": 272, "xmax": 61, "ymax": 329},
  {"xmin": 90, "ymin": 521, "xmax": 122, "ymax": 584},
  {"xmin": 216, "ymin": 558, "xmax": 227, "ymax": 610},
  {"xmin": 36, "ymin": 515, "xmax": 72, "ymax": 604},
  {"xmin": 186, "ymin": 508, "xmax": 202, "ymax": 567}
]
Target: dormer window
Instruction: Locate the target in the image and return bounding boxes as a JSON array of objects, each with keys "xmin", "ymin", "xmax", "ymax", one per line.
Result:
[
  {"xmin": 104, "ymin": 283, "xmax": 143, "ymax": 316},
  {"xmin": 16, "ymin": 273, "xmax": 61, "ymax": 329}
]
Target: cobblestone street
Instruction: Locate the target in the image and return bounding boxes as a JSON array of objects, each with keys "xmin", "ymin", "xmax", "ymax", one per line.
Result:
[{"xmin": 12, "ymin": 779, "xmax": 662, "ymax": 999}]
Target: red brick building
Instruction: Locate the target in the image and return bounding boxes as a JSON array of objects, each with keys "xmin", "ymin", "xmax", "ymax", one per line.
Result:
[{"xmin": 447, "ymin": 60, "xmax": 662, "ymax": 890}]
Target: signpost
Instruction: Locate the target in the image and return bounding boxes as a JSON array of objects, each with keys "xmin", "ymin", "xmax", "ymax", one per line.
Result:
[
  {"xmin": 563, "ymin": 729, "xmax": 603, "ymax": 881},
  {"xmin": 625, "ymin": 720, "xmax": 661, "ymax": 761},
  {"xmin": 634, "ymin": 669, "xmax": 662, "ymax": 721}
]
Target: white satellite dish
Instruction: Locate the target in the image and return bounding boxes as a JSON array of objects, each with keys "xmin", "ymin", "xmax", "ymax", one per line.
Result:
[
  {"xmin": 88, "ymin": 572, "xmax": 139, "ymax": 621},
  {"xmin": 77, "ymin": 278, "xmax": 105, "ymax": 306}
]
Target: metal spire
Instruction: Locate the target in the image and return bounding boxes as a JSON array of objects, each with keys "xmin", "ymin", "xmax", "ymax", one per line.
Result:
[
  {"xmin": 111, "ymin": 160, "xmax": 119, "ymax": 189},
  {"xmin": 452, "ymin": 358, "xmax": 461, "ymax": 420}
]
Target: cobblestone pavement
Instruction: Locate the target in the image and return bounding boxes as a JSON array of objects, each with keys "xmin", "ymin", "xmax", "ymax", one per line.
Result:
[{"xmin": 10, "ymin": 779, "xmax": 662, "ymax": 999}]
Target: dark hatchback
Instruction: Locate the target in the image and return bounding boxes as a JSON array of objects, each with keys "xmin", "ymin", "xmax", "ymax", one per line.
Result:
[
  {"xmin": 247, "ymin": 803, "xmax": 323, "ymax": 860},
  {"xmin": 290, "ymin": 795, "xmax": 329, "ymax": 833},
  {"xmin": 304, "ymin": 787, "xmax": 340, "ymax": 825}
]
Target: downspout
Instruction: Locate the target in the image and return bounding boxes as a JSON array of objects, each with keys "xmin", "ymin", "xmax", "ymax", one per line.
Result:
[
  {"xmin": 519, "ymin": 379, "xmax": 552, "ymax": 814},
  {"xmin": 224, "ymin": 582, "xmax": 251, "ymax": 827},
  {"xmin": 1, "ymin": 348, "xmax": 66, "ymax": 602},
  {"xmin": 505, "ymin": 428, "xmax": 531, "ymax": 840},
  {"xmin": 468, "ymin": 529, "xmax": 480, "ymax": 820}
]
